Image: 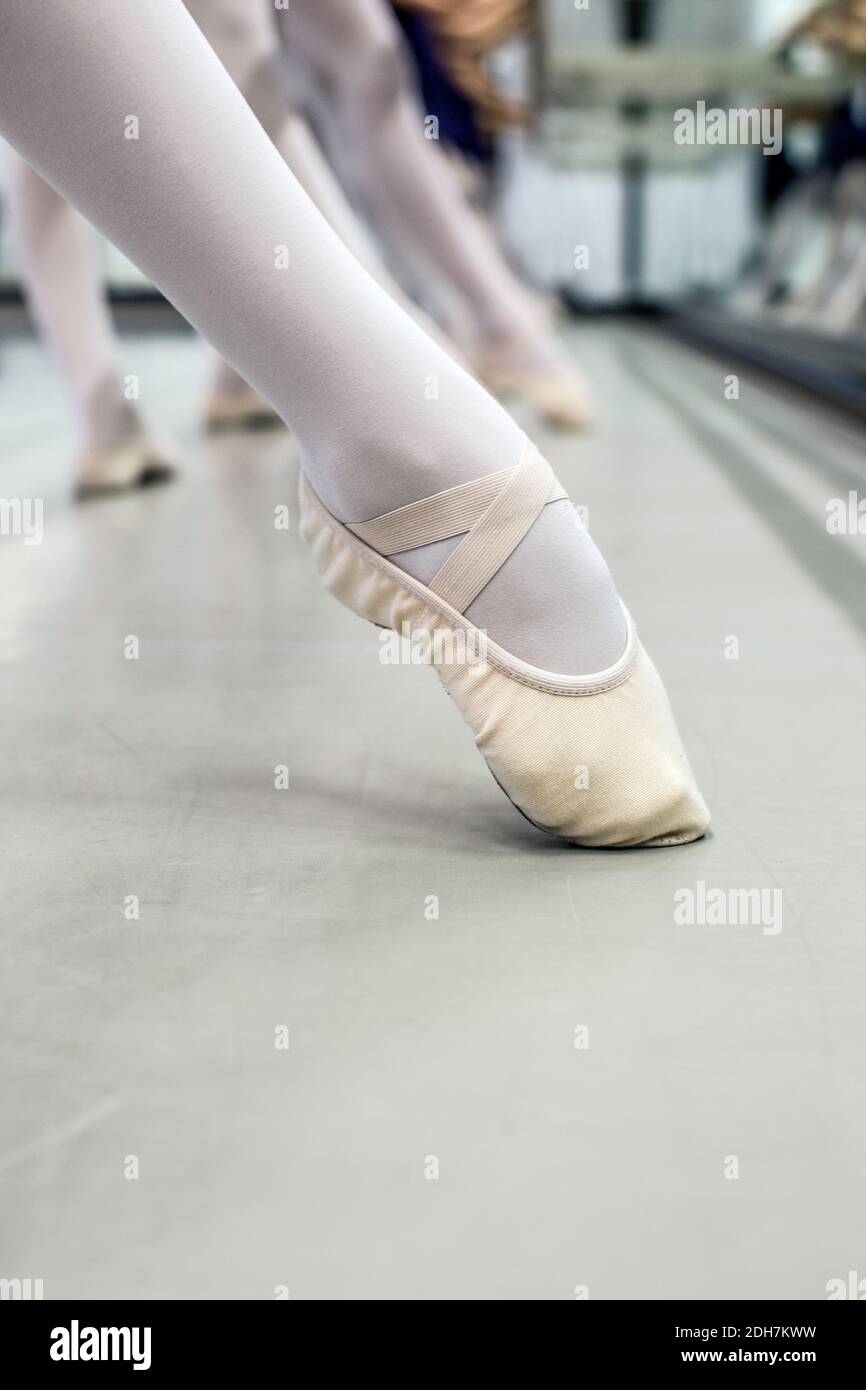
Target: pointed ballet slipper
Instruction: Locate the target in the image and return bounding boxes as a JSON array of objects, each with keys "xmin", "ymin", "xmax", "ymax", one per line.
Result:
[
  {"xmin": 75, "ymin": 434, "xmax": 177, "ymax": 499},
  {"xmin": 203, "ymin": 385, "xmax": 288, "ymax": 434},
  {"xmin": 298, "ymin": 437, "xmax": 709, "ymax": 848},
  {"xmin": 476, "ymin": 357, "xmax": 594, "ymax": 431}
]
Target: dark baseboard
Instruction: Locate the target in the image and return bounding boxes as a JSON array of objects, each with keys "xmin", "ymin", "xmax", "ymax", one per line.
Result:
[{"xmin": 660, "ymin": 306, "xmax": 866, "ymax": 421}]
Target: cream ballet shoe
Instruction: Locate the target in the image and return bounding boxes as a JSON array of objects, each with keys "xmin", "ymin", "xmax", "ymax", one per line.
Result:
[
  {"xmin": 299, "ymin": 437, "xmax": 709, "ymax": 848},
  {"xmin": 204, "ymin": 384, "xmax": 287, "ymax": 433},
  {"xmin": 476, "ymin": 356, "xmax": 594, "ymax": 431},
  {"xmin": 75, "ymin": 434, "xmax": 177, "ymax": 499}
]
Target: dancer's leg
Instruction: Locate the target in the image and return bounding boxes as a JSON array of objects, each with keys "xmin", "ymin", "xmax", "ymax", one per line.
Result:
[
  {"xmin": 186, "ymin": 0, "xmax": 390, "ymax": 411},
  {"xmin": 5, "ymin": 149, "xmax": 176, "ymax": 493},
  {"xmin": 277, "ymin": 112, "xmax": 405, "ymax": 302},
  {"xmin": 0, "ymin": 0, "xmax": 623, "ymax": 673},
  {"xmin": 184, "ymin": 0, "xmax": 391, "ymax": 282},
  {"xmin": 185, "ymin": 0, "xmax": 458, "ymax": 401},
  {"xmin": 181, "ymin": 0, "xmax": 281, "ymax": 416},
  {"xmin": 274, "ymin": 0, "xmax": 579, "ymax": 385},
  {"xmin": 4, "ymin": 150, "xmax": 141, "ymax": 451}
]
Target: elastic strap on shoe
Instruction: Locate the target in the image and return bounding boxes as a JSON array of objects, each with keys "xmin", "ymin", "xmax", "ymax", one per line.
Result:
[{"xmin": 347, "ymin": 436, "xmax": 565, "ymax": 615}]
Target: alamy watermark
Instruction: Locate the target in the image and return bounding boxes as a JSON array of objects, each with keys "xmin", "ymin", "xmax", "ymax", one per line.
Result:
[
  {"xmin": 826, "ymin": 492, "xmax": 865, "ymax": 535},
  {"xmin": 674, "ymin": 101, "xmax": 783, "ymax": 157},
  {"xmin": 379, "ymin": 621, "xmax": 488, "ymax": 668},
  {"xmin": 50, "ymin": 1321, "xmax": 151, "ymax": 1372},
  {"xmin": 0, "ymin": 1276, "xmax": 43, "ymax": 1299},
  {"xmin": 0, "ymin": 498, "xmax": 43, "ymax": 545},
  {"xmin": 826, "ymin": 1270, "xmax": 866, "ymax": 1299},
  {"xmin": 674, "ymin": 880, "xmax": 783, "ymax": 936}
]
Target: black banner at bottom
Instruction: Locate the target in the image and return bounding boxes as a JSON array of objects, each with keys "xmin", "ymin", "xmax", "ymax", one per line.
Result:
[{"xmin": 2, "ymin": 1298, "xmax": 862, "ymax": 1374}]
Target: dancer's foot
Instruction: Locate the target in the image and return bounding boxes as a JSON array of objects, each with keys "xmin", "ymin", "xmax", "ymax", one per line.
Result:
[
  {"xmin": 299, "ymin": 436, "xmax": 709, "ymax": 848},
  {"xmin": 471, "ymin": 332, "xmax": 594, "ymax": 431},
  {"xmin": 204, "ymin": 381, "xmax": 287, "ymax": 434},
  {"xmin": 75, "ymin": 434, "xmax": 177, "ymax": 499}
]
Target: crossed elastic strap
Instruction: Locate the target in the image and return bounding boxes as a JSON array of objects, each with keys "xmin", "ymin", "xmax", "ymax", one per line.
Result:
[{"xmin": 348, "ymin": 437, "xmax": 567, "ymax": 615}]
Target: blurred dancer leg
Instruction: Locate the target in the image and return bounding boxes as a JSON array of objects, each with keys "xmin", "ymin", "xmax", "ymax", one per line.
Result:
[
  {"xmin": 4, "ymin": 152, "xmax": 176, "ymax": 495},
  {"xmin": 275, "ymin": 0, "xmax": 593, "ymax": 428},
  {"xmin": 184, "ymin": 0, "xmax": 463, "ymax": 419}
]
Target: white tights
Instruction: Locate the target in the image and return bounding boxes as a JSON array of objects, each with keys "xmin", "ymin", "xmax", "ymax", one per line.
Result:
[
  {"xmin": 4, "ymin": 153, "xmax": 142, "ymax": 451},
  {"xmin": 185, "ymin": 0, "xmax": 437, "ymax": 400},
  {"xmin": 4, "ymin": 0, "xmax": 416, "ymax": 434},
  {"xmin": 276, "ymin": 0, "xmax": 561, "ymax": 372},
  {"xmin": 0, "ymin": 0, "xmax": 624, "ymax": 676}
]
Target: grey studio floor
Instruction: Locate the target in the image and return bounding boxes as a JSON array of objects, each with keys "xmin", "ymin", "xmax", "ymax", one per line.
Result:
[{"xmin": 1, "ymin": 315, "xmax": 864, "ymax": 1302}]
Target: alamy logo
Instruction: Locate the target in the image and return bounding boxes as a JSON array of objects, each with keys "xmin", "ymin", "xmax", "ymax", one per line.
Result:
[
  {"xmin": 0, "ymin": 1276, "xmax": 43, "ymax": 1299},
  {"xmin": 826, "ymin": 1270, "xmax": 866, "ymax": 1299},
  {"xmin": 0, "ymin": 497, "xmax": 43, "ymax": 545},
  {"xmin": 378, "ymin": 621, "xmax": 488, "ymax": 668},
  {"xmin": 674, "ymin": 100, "xmax": 782, "ymax": 157},
  {"xmin": 50, "ymin": 1321, "xmax": 152, "ymax": 1372},
  {"xmin": 674, "ymin": 880, "xmax": 783, "ymax": 936},
  {"xmin": 826, "ymin": 492, "xmax": 865, "ymax": 535}
]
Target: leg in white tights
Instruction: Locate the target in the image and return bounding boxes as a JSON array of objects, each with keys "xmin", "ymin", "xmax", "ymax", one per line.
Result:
[
  {"xmin": 4, "ymin": 150, "xmax": 142, "ymax": 453},
  {"xmin": 274, "ymin": 0, "xmax": 584, "ymax": 394},
  {"xmin": 7, "ymin": 0, "xmax": 294, "ymax": 448},
  {"xmin": 186, "ymin": 0, "xmax": 457, "ymax": 400},
  {"xmin": 0, "ymin": 0, "xmax": 623, "ymax": 676},
  {"xmin": 6, "ymin": 130, "xmax": 265, "ymax": 450},
  {"xmin": 183, "ymin": 0, "xmax": 283, "ymax": 416}
]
